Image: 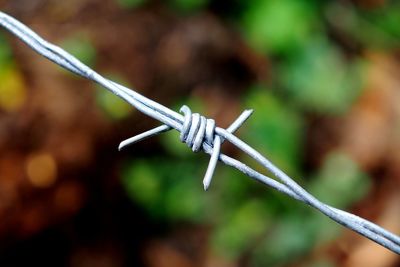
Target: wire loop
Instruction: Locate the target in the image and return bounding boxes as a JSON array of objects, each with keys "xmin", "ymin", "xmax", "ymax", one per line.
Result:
[
  {"xmin": 118, "ymin": 104, "xmax": 250, "ymax": 190},
  {"xmin": 179, "ymin": 105, "xmax": 216, "ymax": 152}
]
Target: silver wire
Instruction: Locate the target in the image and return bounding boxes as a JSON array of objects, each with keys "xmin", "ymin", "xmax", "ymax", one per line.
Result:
[{"xmin": 0, "ymin": 11, "xmax": 399, "ymax": 254}]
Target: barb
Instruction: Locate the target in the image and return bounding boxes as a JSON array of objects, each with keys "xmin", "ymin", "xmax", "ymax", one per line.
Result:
[{"xmin": 0, "ymin": 11, "xmax": 399, "ymax": 254}]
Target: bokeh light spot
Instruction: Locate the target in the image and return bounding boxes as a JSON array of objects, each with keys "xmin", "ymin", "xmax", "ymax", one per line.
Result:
[
  {"xmin": 26, "ymin": 153, "xmax": 57, "ymax": 188},
  {"xmin": 0, "ymin": 67, "xmax": 27, "ymax": 112}
]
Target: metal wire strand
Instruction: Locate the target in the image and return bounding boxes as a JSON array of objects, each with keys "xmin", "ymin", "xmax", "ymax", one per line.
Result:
[{"xmin": 0, "ymin": 11, "xmax": 399, "ymax": 254}]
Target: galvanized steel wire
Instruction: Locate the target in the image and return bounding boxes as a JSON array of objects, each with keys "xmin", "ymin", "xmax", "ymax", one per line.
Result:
[{"xmin": 0, "ymin": 11, "xmax": 399, "ymax": 254}]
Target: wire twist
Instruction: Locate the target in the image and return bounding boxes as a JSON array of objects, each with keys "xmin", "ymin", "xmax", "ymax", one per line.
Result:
[
  {"xmin": 119, "ymin": 104, "xmax": 252, "ymax": 190},
  {"xmin": 179, "ymin": 105, "xmax": 215, "ymax": 152},
  {"xmin": 0, "ymin": 11, "xmax": 399, "ymax": 254}
]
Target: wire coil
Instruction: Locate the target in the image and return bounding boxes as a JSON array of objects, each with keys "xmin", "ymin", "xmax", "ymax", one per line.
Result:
[
  {"xmin": 117, "ymin": 104, "xmax": 253, "ymax": 190},
  {"xmin": 179, "ymin": 105, "xmax": 215, "ymax": 152}
]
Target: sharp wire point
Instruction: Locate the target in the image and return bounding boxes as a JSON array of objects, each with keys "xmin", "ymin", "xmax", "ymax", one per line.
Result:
[
  {"xmin": 118, "ymin": 125, "xmax": 172, "ymax": 151},
  {"xmin": 203, "ymin": 182, "xmax": 209, "ymax": 191},
  {"xmin": 202, "ymin": 136, "xmax": 221, "ymax": 190},
  {"xmin": 1, "ymin": 11, "xmax": 398, "ymax": 254},
  {"xmin": 118, "ymin": 143, "xmax": 125, "ymax": 151}
]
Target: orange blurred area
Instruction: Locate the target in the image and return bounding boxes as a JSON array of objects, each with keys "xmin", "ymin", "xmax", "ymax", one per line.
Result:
[{"xmin": 0, "ymin": 0, "xmax": 399, "ymax": 266}]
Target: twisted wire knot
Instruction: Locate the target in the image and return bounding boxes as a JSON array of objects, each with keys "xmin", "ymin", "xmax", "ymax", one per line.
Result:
[
  {"xmin": 118, "ymin": 104, "xmax": 253, "ymax": 190},
  {"xmin": 179, "ymin": 105, "xmax": 215, "ymax": 152}
]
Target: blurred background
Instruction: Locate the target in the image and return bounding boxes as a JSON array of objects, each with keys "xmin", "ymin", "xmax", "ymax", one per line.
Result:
[{"xmin": 0, "ymin": 0, "xmax": 399, "ymax": 266}]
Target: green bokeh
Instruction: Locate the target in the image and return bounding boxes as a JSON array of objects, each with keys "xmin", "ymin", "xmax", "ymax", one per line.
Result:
[
  {"xmin": 0, "ymin": 33, "xmax": 13, "ymax": 69},
  {"xmin": 122, "ymin": 158, "xmax": 208, "ymax": 221},
  {"xmin": 309, "ymin": 151, "xmax": 371, "ymax": 209},
  {"xmin": 116, "ymin": 0, "xmax": 146, "ymax": 9},
  {"xmin": 95, "ymin": 75, "xmax": 133, "ymax": 120},
  {"xmin": 168, "ymin": 0, "xmax": 209, "ymax": 13},
  {"xmin": 122, "ymin": 160, "xmax": 161, "ymax": 209},
  {"xmin": 243, "ymin": 87, "xmax": 305, "ymax": 175},
  {"xmin": 60, "ymin": 33, "xmax": 96, "ymax": 67},
  {"xmin": 212, "ymin": 200, "xmax": 270, "ymax": 259},
  {"xmin": 242, "ymin": 0, "xmax": 317, "ymax": 54},
  {"xmin": 117, "ymin": 0, "xmax": 384, "ymax": 265},
  {"xmin": 280, "ymin": 38, "xmax": 366, "ymax": 114}
]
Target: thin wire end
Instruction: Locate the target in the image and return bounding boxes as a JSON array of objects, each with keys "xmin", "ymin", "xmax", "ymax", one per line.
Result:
[
  {"xmin": 118, "ymin": 125, "xmax": 172, "ymax": 151},
  {"xmin": 203, "ymin": 180, "xmax": 210, "ymax": 191},
  {"xmin": 202, "ymin": 173, "xmax": 212, "ymax": 191},
  {"xmin": 118, "ymin": 141, "xmax": 128, "ymax": 151}
]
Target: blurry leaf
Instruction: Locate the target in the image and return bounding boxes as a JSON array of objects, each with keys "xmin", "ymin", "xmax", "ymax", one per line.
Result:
[
  {"xmin": 212, "ymin": 200, "xmax": 270, "ymax": 259},
  {"xmin": 60, "ymin": 33, "xmax": 96, "ymax": 67},
  {"xmin": 359, "ymin": 3, "xmax": 400, "ymax": 47},
  {"xmin": 164, "ymin": 173, "xmax": 206, "ymax": 222},
  {"xmin": 161, "ymin": 159, "xmax": 207, "ymax": 222},
  {"xmin": 326, "ymin": 2, "xmax": 400, "ymax": 49},
  {"xmin": 211, "ymin": 166, "xmax": 288, "ymax": 222},
  {"xmin": 308, "ymin": 212, "xmax": 342, "ymax": 245},
  {"xmin": 243, "ymin": 87, "xmax": 304, "ymax": 175},
  {"xmin": 212, "ymin": 167, "xmax": 252, "ymax": 210},
  {"xmin": 0, "ymin": 33, "xmax": 13, "ymax": 69},
  {"xmin": 122, "ymin": 160, "xmax": 161, "ymax": 210},
  {"xmin": 95, "ymin": 75, "xmax": 133, "ymax": 120},
  {"xmin": 309, "ymin": 150, "xmax": 371, "ymax": 209},
  {"xmin": 122, "ymin": 157, "xmax": 207, "ymax": 221},
  {"xmin": 208, "ymin": 168, "xmax": 259, "ymax": 227},
  {"xmin": 0, "ymin": 36, "xmax": 22, "ymax": 112},
  {"xmin": 160, "ymin": 129, "xmax": 194, "ymax": 157},
  {"xmin": 168, "ymin": 0, "xmax": 209, "ymax": 13},
  {"xmin": 116, "ymin": 0, "xmax": 146, "ymax": 9},
  {"xmin": 251, "ymin": 214, "xmax": 315, "ymax": 266},
  {"xmin": 242, "ymin": 0, "xmax": 316, "ymax": 54},
  {"xmin": 280, "ymin": 38, "xmax": 366, "ymax": 114},
  {"xmin": 0, "ymin": 66, "xmax": 27, "ymax": 112}
]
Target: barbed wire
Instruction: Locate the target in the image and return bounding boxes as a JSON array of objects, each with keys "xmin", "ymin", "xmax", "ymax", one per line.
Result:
[{"xmin": 0, "ymin": 11, "xmax": 399, "ymax": 254}]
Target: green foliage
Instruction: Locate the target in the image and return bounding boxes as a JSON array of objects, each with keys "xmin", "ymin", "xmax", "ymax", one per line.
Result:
[
  {"xmin": 251, "ymin": 214, "xmax": 315, "ymax": 266},
  {"xmin": 121, "ymin": 95, "xmax": 371, "ymax": 264},
  {"xmin": 309, "ymin": 151, "xmax": 371, "ymax": 209},
  {"xmin": 168, "ymin": 0, "xmax": 209, "ymax": 13},
  {"xmin": 60, "ymin": 33, "xmax": 96, "ymax": 67},
  {"xmin": 116, "ymin": 0, "xmax": 146, "ymax": 9},
  {"xmin": 163, "ymin": 172, "xmax": 206, "ymax": 221},
  {"xmin": 122, "ymin": 160, "xmax": 161, "ymax": 209},
  {"xmin": 244, "ymin": 87, "xmax": 304, "ymax": 175},
  {"xmin": 212, "ymin": 200, "xmax": 270, "ymax": 259},
  {"xmin": 122, "ymin": 157, "xmax": 208, "ymax": 221},
  {"xmin": 0, "ymin": 33, "xmax": 13, "ymax": 69},
  {"xmin": 279, "ymin": 38, "xmax": 366, "ymax": 114},
  {"xmin": 241, "ymin": 0, "xmax": 316, "ymax": 54},
  {"xmin": 357, "ymin": 3, "xmax": 400, "ymax": 48},
  {"xmin": 0, "ymin": 65, "xmax": 27, "ymax": 112},
  {"xmin": 124, "ymin": 103, "xmax": 369, "ymax": 266},
  {"xmin": 160, "ymin": 130, "xmax": 194, "ymax": 157},
  {"xmin": 95, "ymin": 75, "xmax": 133, "ymax": 120},
  {"xmin": 0, "ymin": 34, "xmax": 26, "ymax": 112}
]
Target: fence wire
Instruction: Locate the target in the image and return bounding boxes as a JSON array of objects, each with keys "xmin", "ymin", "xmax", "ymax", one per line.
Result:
[{"xmin": 0, "ymin": 11, "xmax": 399, "ymax": 254}]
